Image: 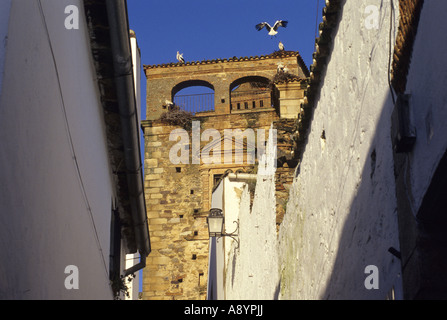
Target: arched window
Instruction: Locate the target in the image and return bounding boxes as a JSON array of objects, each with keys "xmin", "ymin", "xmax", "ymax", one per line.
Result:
[
  {"xmin": 229, "ymin": 76, "xmax": 277, "ymax": 112},
  {"xmin": 172, "ymin": 80, "xmax": 215, "ymax": 115}
]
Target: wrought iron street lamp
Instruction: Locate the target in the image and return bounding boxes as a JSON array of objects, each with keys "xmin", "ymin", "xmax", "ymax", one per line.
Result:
[
  {"xmin": 207, "ymin": 208, "xmax": 239, "ymax": 248},
  {"xmin": 207, "ymin": 208, "xmax": 224, "ymax": 237}
]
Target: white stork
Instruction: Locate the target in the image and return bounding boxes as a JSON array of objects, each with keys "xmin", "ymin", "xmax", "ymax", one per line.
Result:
[
  {"xmin": 176, "ymin": 51, "xmax": 185, "ymax": 64},
  {"xmin": 279, "ymin": 41, "xmax": 285, "ymax": 51},
  {"xmin": 164, "ymin": 100, "xmax": 175, "ymax": 110},
  {"xmin": 255, "ymin": 20, "xmax": 288, "ymax": 37},
  {"xmin": 165, "ymin": 100, "xmax": 174, "ymax": 107}
]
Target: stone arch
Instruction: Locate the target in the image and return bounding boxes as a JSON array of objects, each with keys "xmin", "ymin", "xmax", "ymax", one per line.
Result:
[
  {"xmin": 172, "ymin": 79, "xmax": 215, "ymax": 98},
  {"xmin": 144, "ymin": 51, "xmax": 308, "ymax": 119},
  {"xmin": 172, "ymin": 80, "xmax": 215, "ymax": 114},
  {"xmin": 229, "ymin": 75, "xmax": 271, "ymax": 92},
  {"xmin": 229, "ymin": 75, "xmax": 278, "ymax": 112}
]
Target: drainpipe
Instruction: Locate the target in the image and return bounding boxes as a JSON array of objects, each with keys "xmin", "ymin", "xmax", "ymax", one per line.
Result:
[
  {"xmin": 124, "ymin": 255, "xmax": 146, "ymax": 277},
  {"xmin": 105, "ymin": 0, "xmax": 151, "ymax": 273},
  {"xmin": 228, "ymin": 172, "xmax": 258, "ymax": 181}
]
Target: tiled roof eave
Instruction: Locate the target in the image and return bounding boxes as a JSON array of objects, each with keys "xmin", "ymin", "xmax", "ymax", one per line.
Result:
[
  {"xmin": 294, "ymin": 0, "xmax": 344, "ymax": 164},
  {"xmin": 303, "ymin": 0, "xmax": 343, "ymax": 107},
  {"xmin": 143, "ymin": 51, "xmax": 304, "ymax": 70}
]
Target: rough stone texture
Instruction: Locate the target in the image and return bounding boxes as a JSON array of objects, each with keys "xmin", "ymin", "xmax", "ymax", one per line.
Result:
[
  {"xmin": 142, "ymin": 110, "xmax": 282, "ymax": 300},
  {"xmin": 273, "ymin": 119, "xmax": 300, "ymax": 228},
  {"xmin": 276, "ymin": 81, "xmax": 306, "ymax": 119},
  {"xmin": 142, "ymin": 123, "xmax": 207, "ymax": 300},
  {"xmin": 142, "ymin": 51, "xmax": 307, "ymax": 300}
]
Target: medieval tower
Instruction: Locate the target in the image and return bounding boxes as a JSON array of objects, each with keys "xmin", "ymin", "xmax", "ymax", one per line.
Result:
[{"xmin": 141, "ymin": 51, "xmax": 309, "ymax": 300}]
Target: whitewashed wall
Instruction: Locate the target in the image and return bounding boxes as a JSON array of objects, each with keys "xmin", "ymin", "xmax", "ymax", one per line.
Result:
[
  {"xmin": 0, "ymin": 0, "xmax": 115, "ymax": 299},
  {"xmin": 278, "ymin": 0, "xmax": 403, "ymax": 299},
  {"xmin": 224, "ymin": 127, "xmax": 280, "ymax": 300},
  {"xmin": 208, "ymin": 0, "xmax": 447, "ymax": 301},
  {"xmin": 222, "ymin": 1, "xmax": 404, "ymax": 299}
]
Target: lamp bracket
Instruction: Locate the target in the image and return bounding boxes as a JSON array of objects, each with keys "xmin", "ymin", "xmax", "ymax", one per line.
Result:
[{"xmin": 219, "ymin": 220, "xmax": 240, "ymax": 249}]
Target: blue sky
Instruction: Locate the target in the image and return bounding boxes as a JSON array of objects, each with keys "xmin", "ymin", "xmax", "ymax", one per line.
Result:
[
  {"xmin": 128, "ymin": 0, "xmax": 325, "ymax": 67},
  {"xmin": 127, "ymin": 0, "xmax": 325, "ymax": 106}
]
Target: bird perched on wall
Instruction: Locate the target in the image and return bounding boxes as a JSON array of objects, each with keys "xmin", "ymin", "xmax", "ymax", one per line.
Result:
[
  {"xmin": 255, "ymin": 20, "xmax": 288, "ymax": 37},
  {"xmin": 176, "ymin": 51, "xmax": 185, "ymax": 64},
  {"xmin": 163, "ymin": 100, "xmax": 175, "ymax": 110},
  {"xmin": 279, "ymin": 41, "xmax": 285, "ymax": 51},
  {"xmin": 277, "ymin": 62, "xmax": 285, "ymax": 73}
]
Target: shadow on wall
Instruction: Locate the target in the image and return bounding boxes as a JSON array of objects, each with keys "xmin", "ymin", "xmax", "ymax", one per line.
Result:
[
  {"xmin": 277, "ymin": 0, "xmax": 447, "ymax": 301},
  {"xmin": 273, "ymin": 96, "xmax": 402, "ymax": 300},
  {"xmin": 321, "ymin": 0, "xmax": 447, "ymax": 299},
  {"xmin": 320, "ymin": 90, "xmax": 402, "ymax": 300},
  {"xmin": 278, "ymin": 0, "xmax": 404, "ymax": 300}
]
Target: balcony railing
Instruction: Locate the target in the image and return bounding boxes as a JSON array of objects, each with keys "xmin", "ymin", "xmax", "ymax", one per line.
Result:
[
  {"xmin": 174, "ymin": 93, "xmax": 215, "ymax": 115},
  {"xmin": 173, "ymin": 89, "xmax": 274, "ymax": 114}
]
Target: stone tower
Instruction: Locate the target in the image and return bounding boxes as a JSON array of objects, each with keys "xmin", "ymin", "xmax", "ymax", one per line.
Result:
[{"xmin": 141, "ymin": 51, "xmax": 309, "ymax": 300}]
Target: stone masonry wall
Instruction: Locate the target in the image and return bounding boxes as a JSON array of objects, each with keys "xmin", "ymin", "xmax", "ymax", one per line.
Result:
[
  {"xmin": 144, "ymin": 51, "xmax": 308, "ymax": 119},
  {"xmin": 142, "ymin": 122, "xmax": 208, "ymax": 300},
  {"xmin": 142, "ymin": 48, "xmax": 308, "ymax": 300},
  {"xmin": 141, "ymin": 109, "xmax": 279, "ymax": 300}
]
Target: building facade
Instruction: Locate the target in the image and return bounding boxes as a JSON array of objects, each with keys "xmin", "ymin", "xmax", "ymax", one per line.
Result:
[
  {"xmin": 142, "ymin": 51, "xmax": 308, "ymax": 299},
  {"xmin": 0, "ymin": 0, "xmax": 149, "ymax": 299}
]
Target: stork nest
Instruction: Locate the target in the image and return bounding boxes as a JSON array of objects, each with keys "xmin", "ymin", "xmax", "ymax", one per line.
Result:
[
  {"xmin": 271, "ymin": 71, "xmax": 301, "ymax": 84},
  {"xmin": 159, "ymin": 105, "xmax": 193, "ymax": 130},
  {"xmin": 271, "ymin": 50, "xmax": 295, "ymax": 57}
]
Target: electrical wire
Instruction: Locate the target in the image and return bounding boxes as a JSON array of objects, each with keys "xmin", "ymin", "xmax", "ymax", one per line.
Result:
[{"xmin": 37, "ymin": 0, "xmax": 109, "ymax": 279}]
